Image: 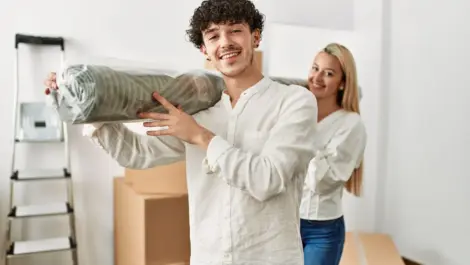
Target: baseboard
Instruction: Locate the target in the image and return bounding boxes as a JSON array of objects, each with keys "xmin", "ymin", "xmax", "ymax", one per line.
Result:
[{"xmin": 403, "ymin": 256, "xmax": 423, "ymax": 265}]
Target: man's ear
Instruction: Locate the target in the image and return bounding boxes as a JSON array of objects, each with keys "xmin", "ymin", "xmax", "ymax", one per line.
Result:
[
  {"xmin": 200, "ymin": 45, "xmax": 211, "ymax": 61},
  {"xmin": 200, "ymin": 45, "xmax": 207, "ymax": 55},
  {"xmin": 253, "ymin": 29, "xmax": 261, "ymax": 48}
]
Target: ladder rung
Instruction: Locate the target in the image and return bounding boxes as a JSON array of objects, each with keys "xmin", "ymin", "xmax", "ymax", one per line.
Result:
[
  {"xmin": 7, "ymin": 237, "xmax": 75, "ymax": 257},
  {"xmin": 11, "ymin": 168, "xmax": 70, "ymax": 181},
  {"xmin": 9, "ymin": 202, "xmax": 72, "ymax": 218},
  {"xmin": 15, "ymin": 137, "xmax": 64, "ymax": 143}
]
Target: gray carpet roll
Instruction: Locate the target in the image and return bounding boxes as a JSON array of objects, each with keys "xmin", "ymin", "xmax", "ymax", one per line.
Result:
[
  {"xmin": 52, "ymin": 64, "xmax": 225, "ymax": 124},
  {"xmin": 271, "ymin": 77, "xmax": 308, "ymax": 89},
  {"xmin": 50, "ymin": 64, "xmax": 309, "ymax": 124}
]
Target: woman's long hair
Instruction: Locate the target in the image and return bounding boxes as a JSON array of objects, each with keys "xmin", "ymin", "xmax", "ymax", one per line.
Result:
[{"xmin": 323, "ymin": 43, "xmax": 363, "ymax": 197}]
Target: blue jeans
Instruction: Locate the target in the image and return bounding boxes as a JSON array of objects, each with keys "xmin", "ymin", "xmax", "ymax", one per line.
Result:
[{"xmin": 300, "ymin": 216, "xmax": 345, "ymax": 265}]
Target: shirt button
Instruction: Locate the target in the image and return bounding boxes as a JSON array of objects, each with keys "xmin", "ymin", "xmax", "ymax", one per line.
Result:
[{"xmin": 223, "ymin": 253, "xmax": 232, "ymax": 262}]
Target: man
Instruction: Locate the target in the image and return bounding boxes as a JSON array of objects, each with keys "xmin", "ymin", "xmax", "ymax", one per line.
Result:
[{"xmin": 45, "ymin": 0, "xmax": 318, "ymax": 264}]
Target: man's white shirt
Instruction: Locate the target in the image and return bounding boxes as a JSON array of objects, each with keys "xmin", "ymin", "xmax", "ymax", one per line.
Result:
[{"xmin": 83, "ymin": 77, "xmax": 318, "ymax": 265}]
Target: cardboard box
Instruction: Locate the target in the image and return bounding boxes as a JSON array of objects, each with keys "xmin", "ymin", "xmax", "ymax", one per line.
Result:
[
  {"xmin": 340, "ymin": 232, "xmax": 405, "ymax": 265},
  {"xmin": 124, "ymin": 160, "xmax": 187, "ymax": 194},
  {"xmin": 204, "ymin": 50, "xmax": 263, "ymax": 72},
  {"xmin": 114, "ymin": 177, "xmax": 190, "ymax": 265}
]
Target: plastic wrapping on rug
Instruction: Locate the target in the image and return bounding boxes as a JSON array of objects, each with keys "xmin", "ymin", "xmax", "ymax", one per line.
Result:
[
  {"xmin": 49, "ymin": 63, "xmax": 226, "ymax": 124},
  {"xmin": 271, "ymin": 76, "xmax": 308, "ymax": 89}
]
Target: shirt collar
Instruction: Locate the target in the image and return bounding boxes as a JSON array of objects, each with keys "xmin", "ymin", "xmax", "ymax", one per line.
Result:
[
  {"xmin": 317, "ymin": 109, "xmax": 346, "ymax": 129},
  {"xmin": 221, "ymin": 76, "xmax": 272, "ymax": 105}
]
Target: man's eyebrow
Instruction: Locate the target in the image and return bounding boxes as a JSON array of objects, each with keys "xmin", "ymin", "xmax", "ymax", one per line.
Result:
[
  {"xmin": 204, "ymin": 28, "xmax": 218, "ymax": 34},
  {"xmin": 203, "ymin": 27, "xmax": 219, "ymax": 36}
]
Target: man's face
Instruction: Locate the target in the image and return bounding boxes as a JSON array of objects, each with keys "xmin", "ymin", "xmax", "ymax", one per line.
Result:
[{"xmin": 201, "ymin": 22, "xmax": 260, "ymax": 78}]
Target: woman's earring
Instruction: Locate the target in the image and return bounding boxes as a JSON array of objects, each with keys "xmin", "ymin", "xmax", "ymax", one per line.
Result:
[{"xmin": 339, "ymin": 86, "xmax": 344, "ymax": 90}]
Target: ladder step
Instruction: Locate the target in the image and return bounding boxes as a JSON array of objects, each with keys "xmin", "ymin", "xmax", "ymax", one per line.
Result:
[
  {"xmin": 15, "ymin": 137, "xmax": 64, "ymax": 143},
  {"xmin": 7, "ymin": 237, "xmax": 75, "ymax": 257},
  {"xmin": 11, "ymin": 168, "xmax": 70, "ymax": 181},
  {"xmin": 9, "ymin": 202, "xmax": 72, "ymax": 218}
]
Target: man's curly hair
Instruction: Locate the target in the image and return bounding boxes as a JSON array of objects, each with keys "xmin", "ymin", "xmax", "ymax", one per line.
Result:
[{"xmin": 186, "ymin": 0, "xmax": 265, "ymax": 49}]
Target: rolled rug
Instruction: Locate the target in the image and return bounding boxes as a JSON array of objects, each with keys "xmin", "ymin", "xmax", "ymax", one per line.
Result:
[
  {"xmin": 51, "ymin": 64, "xmax": 225, "ymax": 124},
  {"xmin": 271, "ymin": 76, "xmax": 308, "ymax": 89}
]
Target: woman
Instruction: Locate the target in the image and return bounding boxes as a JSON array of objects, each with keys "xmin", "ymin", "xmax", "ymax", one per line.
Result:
[{"xmin": 300, "ymin": 43, "xmax": 367, "ymax": 265}]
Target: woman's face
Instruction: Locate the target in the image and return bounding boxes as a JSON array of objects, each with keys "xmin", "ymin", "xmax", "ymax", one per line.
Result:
[{"xmin": 307, "ymin": 51, "xmax": 344, "ymax": 100}]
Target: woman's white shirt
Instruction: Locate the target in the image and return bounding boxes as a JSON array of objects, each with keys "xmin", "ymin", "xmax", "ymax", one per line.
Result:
[{"xmin": 299, "ymin": 109, "xmax": 367, "ymax": 221}]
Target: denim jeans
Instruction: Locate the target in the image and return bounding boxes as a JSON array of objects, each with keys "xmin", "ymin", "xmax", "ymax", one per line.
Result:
[{"xmin": 300, "ymin": 216, "xmax": 345, "ymax": 265}]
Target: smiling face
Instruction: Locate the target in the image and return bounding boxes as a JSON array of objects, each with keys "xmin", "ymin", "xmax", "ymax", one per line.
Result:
[
  {"xmin": 308, "ymin": 51, "xmax": 345, "ymax": 101},
  {"xmin": 200, "ymin": 22, "xmax": 260, "ymax": 78}
]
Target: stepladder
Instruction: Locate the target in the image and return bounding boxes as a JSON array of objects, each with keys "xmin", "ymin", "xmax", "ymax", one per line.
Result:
[{"xmin": 4, "ymin": 33, "xmax": 78, "ymax": 265}]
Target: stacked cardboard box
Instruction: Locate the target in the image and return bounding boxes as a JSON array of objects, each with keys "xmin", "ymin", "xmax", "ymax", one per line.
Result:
[
  {"xmin": 114, "ymin": 161, "xmax": 190, "ymax": 265},
  {"xmin": 123, "ymin": 161, "xmax": 187, "ymax": 194}
]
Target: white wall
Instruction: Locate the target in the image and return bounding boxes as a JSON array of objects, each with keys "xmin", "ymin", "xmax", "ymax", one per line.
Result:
[
  {"xmin": 256, "ymin": 0, "xmax": 354, "ymax": 31},
  {"xmin": 0, "ymin": 0, "xmax": 383, "ymax": 265},
  {"xmin": 377, "ymin": 0, "xmax": 470, "ymax": 264}
]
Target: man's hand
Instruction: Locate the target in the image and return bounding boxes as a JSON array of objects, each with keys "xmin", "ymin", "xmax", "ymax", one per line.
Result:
[
  {"xmin": 43, "ymin": 72, "xmax": 58, "ymax": 95},
  {"xmin": 139, "ymin": 92, "xmax": 215, "ymax": 149}
]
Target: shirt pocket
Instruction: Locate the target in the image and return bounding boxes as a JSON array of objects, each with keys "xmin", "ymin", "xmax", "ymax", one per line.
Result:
[{"xmin": 242, "ymin": 130, "xmax": 270, "ymax": 154}]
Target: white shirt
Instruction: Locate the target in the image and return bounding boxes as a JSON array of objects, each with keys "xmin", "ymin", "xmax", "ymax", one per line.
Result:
[
  {"xmin": 299, "ymin": 109, "xmax": 367, "ymax": 221},
  {"xmin": 84, "ymin": 77, "xmax": 318, "ymax": 265}
]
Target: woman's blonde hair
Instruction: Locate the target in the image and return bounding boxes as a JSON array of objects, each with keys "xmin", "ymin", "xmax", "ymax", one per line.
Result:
[{"xmin": 322, "ymin": 43, "xmax": 363, "ymax": 197}]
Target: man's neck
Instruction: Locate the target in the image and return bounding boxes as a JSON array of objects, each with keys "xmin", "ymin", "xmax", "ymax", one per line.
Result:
[
  {"xmin": 223, "ymin": 67, "xmax": 264, "ymax": 104},
  {"xmin": 317, "ymin": 97, "xmax": 341, "ymax": 122}
]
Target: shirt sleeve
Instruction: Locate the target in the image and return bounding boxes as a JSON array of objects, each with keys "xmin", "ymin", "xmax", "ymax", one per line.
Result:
[
  {"xmin": 82, "ymin": 123, "xmax": 186, "ymax": 169},
  {"xmin": 203, "ymin": 87, "xmax": 318, "ymax": 202},
  {"xmin": 47, "ymin": 88, "xmax": 186, "ymax": 169},
  {"xmin": 304, "ymin": 118, "xmax": 367, "ymax": 193}
]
